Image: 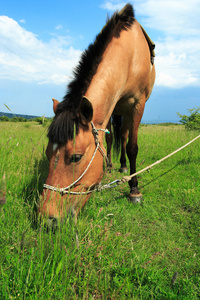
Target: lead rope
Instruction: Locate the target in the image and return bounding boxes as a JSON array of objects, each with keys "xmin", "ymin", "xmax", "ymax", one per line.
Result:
[
  {"xmin": 44, "ymin": 128, "xmax": 200, "ymax": 195},
  {"xmin": 70, "ymin": 133, "xmax": 200, "ymax": 194}
]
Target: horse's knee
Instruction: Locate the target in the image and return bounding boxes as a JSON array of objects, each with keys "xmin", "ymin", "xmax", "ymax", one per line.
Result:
[{"xmin": 126, "ymin": 143, "xmax": 138, "ymax": 161}]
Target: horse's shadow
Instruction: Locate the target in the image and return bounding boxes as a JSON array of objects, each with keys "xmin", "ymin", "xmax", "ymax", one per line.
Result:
[{"xmin": 111, "ymin": 163, "xmax": 181, "ymax": 203}]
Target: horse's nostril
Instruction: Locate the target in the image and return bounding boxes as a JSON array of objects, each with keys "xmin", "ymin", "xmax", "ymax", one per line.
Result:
[{"xmin": 47, "ymin": 216, "xmax": 58, "ymax": 232}]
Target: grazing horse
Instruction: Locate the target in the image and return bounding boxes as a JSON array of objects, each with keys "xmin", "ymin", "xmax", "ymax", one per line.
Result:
[{"xmin": 39, "ymin": 4, "xmax": 155, "ymax": 221}]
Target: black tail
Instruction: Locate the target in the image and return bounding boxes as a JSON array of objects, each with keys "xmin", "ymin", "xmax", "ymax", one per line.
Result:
[{"xmin": 112, "ymin": 114, "xmax": 122, "ymax": 155}]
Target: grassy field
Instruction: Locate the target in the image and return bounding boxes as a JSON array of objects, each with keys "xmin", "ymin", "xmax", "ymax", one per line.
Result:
[{"xmin": 0, "ymin": 122, "xmax": 200, "ymax": 299}]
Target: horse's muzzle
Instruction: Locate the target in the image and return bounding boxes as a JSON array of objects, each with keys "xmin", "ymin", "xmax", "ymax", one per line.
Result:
[{"xmin": 46, "ymin": 216, "xmax": 58, "ymax": 232}]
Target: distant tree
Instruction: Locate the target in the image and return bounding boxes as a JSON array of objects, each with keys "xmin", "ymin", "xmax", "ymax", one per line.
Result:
[{"xmin": 177, "ymin": 107, "xmax": 200, "ymax": 131}]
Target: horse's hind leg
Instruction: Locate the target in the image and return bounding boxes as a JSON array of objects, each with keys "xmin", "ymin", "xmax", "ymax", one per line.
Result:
[
  {"xmin": 126, "ymin": 99, "xmax": 145, "ymax": 203},
  {"xmin": 119, "ymin": 118, "xmax": 129, "ymax": 173}
]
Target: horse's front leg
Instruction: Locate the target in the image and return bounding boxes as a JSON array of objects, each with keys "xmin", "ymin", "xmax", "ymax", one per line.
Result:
[
  {"xmin": 126, "ymin": 141, "xmax": 143, "ymax": 203},
  {"xmin": 126, "ymin": 101, "xmax": 145, "ymax": 203}
]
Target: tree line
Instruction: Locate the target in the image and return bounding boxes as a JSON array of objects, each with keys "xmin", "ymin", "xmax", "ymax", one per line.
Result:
[{"xmin": 0, "ymin": 116, "xmax": 52, "ymax": 124}]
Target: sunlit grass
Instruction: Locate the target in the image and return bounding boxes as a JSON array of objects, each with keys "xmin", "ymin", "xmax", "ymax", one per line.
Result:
[{"xmin": 0, "ymin": 122, "xmax": 199, "ymax": 299}]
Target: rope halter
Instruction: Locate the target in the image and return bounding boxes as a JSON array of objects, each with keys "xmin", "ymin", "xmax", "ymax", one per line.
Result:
[{"xmin": 43, "ymin": 122, "xmax": 109, "ymax": 195}]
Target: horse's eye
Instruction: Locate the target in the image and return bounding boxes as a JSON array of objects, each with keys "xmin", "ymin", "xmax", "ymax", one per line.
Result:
[{"xmin": 70, "ymin": 154, "xmax": 83, "ymax": 163}]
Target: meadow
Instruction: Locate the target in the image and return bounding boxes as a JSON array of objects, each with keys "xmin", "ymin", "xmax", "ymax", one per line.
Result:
[{"xmin": 0, "ymin": 122, "xmax": 199, "ymax": 299}]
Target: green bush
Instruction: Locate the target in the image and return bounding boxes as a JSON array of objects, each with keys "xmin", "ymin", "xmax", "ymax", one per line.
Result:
[
  {"xmin": 0, "ymin": 116, "xmax": 10, "ymax": 122},
  {"xmin": 31, "ymin": 116, "xmax": 49, "ymax": 125},
  {"xmin": 177, "ymin": 107, "xmax": 200, "ymax": 131},
  {"xmin": 10, "ymin": 117, "xmax": 27, "ymax": 122}
]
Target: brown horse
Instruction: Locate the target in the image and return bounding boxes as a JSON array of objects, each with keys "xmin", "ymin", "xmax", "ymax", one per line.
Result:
[{"xmin": 39, "ymin": 4, "xmax": 155, "ymax": 221}]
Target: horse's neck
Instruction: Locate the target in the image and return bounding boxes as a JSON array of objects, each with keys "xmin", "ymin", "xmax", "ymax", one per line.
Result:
[
  {"xmin": 85, "ymin": 38, "xmax": 129, "ymax": 128},
  {"xmin": 85, "ymin": 79, "xmax": 118, "ymax": 128}
]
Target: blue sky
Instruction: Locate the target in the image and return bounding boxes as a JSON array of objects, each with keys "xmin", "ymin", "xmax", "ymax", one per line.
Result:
[{"xmin": 0, "ymin": 0, "xmax": 200, "ymax": 122}]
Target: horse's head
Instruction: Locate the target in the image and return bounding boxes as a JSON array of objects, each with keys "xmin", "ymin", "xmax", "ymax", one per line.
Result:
[{"xmin": 39, "ymin": 98, "xmax": 106, "ymax": 221}]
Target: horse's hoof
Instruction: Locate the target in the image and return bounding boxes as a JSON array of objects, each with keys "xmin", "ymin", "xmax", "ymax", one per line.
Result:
[
  {"xmin": 119, "ymin": 167, "xmax": 128, "ymax": 173},
  {"xmin": 128, "ymin": 194, "xmax": 143, "ymax": 204}
]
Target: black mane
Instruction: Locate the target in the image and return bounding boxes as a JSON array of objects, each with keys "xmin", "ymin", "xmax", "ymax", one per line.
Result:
[{"xmin": 48, "ymin": 4, "xmax": 135, "ymax": 144}]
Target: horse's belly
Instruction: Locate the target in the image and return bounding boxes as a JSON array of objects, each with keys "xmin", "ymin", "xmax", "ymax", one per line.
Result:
[{"xmin": 113, "ymin": 96, "xmax": 137, "ymax": 115}]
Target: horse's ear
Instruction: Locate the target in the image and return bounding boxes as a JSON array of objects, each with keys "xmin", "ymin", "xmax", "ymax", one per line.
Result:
[
  {"xmin": 79, "ymin": 97, "xmax": 93, "ymax": 124},
  {"xmin": 52, "ymin": 98, "xmax": 59, "ymax": 114}
]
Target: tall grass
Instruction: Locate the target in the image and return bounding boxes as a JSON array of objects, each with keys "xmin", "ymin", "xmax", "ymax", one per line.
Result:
[{"xmin": 0, "ymin": 122, "xmax": 200, "ymax": 299}]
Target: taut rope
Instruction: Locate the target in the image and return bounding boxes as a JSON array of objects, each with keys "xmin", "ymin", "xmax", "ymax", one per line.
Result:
[{"xmin": 119, "ymin": 133, "xmax": 200, "ymax": 185}]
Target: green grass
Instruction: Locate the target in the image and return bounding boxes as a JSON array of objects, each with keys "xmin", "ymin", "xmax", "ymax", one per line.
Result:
[{"xmin": 0, "ymin": 122, "xmax": 200, "ymax": 299}]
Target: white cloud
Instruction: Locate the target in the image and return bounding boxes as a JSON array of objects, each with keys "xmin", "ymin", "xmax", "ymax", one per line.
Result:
[
  {"xmin": 134, "ymin": 0, "xmax": 200, "ymax": 88},
  {"xmin": 19, "ymin": 19, "xmax": 26, "ymax": 24},
  {"xmin": 156, "ymin": 54, "xmax": 200, "ymax": 88},
  {"xmin": 0, "ymin": 16, "xmax": 82, "ymax": 85},
  {"xmin": 135, "ymin": 0, "xmax": 200, "ymax": 37},
  {"xmin": 55, "ymin": 24, "xmax": 63, "ymax": 30},
  {"xmin": 100, "ymin": 1, "xmax": 127, "ymax": 11},
  {"xmin": 155, "ymin": 37, "xmax": 200, "ymax": 88}
]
